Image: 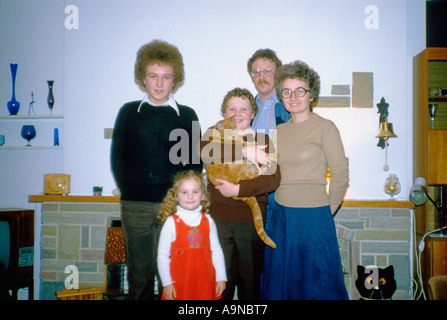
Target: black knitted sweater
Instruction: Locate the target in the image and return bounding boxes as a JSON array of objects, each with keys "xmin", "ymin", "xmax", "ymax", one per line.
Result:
[{"xmin": 111, "ymin": 100, "xmax": 203, "ymax": 202}]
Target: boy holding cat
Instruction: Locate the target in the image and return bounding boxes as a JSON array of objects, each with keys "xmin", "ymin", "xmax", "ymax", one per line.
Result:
[{"xmin": 199, "ymin": 88, "xmax": 280, "ymax": 300}]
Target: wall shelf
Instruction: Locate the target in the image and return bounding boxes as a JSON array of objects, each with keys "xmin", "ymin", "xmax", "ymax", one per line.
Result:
[
  {"xmin": 0, "ymin": 146, "xmax": 62, "ymax": 150},
  {"xmin": 0, "ymin": 114, "xmax": 63, "ymax": 148},
  {"xmin": 429, "ymin": 97, "xmax": 447, "ymax": 103},
  {"xmin": 0, "ymin": 115, "xmax": 63, "ymax": 120}
]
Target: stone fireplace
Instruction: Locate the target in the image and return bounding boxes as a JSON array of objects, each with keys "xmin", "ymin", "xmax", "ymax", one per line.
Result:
[
  {"xmin": 29, "ymin": 196, "xmax": 413, "ymax": 300},
  {"xmin": 334, "ymin": 203, "xmax": 412, "ymax": 299}
]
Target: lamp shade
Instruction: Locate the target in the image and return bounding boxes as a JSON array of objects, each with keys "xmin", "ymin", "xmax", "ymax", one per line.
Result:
[
  {"xmin": 409, "ymin": 177, "xmax": 427, "ymax": 206},
  {"xmin": 104, "ymin": 226, "xmax": 126, "ymax": 264}
]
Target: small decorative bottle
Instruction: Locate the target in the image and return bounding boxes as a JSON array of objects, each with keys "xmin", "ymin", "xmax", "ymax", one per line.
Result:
[
  {"xmin": 54, "ymin": 128, "xmax": 59, "ymax": 146},
  {"xmin": 47, "ymin": 80, "xmax": 55, "ymax": 115}
]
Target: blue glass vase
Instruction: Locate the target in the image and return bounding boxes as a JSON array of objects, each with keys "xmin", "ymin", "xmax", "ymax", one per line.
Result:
[
  {"xmin": 7, "ymin": 63, "xmax": 20, "ymax": 115},
  {"xmin": 21, "ymin": 125, "xmax": 36, "ymax": 146},
  {"xmin": 47, "ymin": 80, "xmax": 54, "ymax": 115}
]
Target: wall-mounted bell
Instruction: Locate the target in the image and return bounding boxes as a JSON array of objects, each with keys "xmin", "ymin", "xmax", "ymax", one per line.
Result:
[{"xmin": 376, "ymin": 122, "xmax": 397, "ymax": 140}]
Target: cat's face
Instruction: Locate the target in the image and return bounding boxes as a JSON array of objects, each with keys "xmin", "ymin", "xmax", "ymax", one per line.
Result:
[
  {"xmin": 212, "ymin": 116, "xmax": 239, "ymax": 143},
  {"xmin": 355, "ymin": 265, "xmax": 397, "ymax": 300}
]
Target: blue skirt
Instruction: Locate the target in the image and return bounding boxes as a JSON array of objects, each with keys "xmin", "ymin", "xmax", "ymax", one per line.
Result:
[{"xmin": 261, "ymin": 199, "xmax": 349, "ymax": 300}]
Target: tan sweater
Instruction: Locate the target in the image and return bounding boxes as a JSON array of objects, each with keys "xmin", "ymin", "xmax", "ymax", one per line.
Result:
[{"xmin": 273, "ymin": 113, "xmax": 349, "ymax": 208}]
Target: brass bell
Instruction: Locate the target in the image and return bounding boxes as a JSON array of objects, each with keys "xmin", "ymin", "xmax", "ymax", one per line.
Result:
[{"xmin": 376, "ymin": 122, "xmax": 397, "ymax": 140}]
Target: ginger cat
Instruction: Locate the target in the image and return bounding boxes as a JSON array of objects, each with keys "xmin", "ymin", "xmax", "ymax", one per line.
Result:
[{"xmin": 205, "ymin": 116, "xmax": 277, "ymax": 249}]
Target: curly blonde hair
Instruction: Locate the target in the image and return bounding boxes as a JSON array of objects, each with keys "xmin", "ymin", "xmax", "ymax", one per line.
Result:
[
  {"xmin": 157, "ymin": 170, "xmax": 210, "ymax": 221},
  {"xmin": 220, "ymin": 87, "xmax": 258, "ymax": 117},
  {"xmin": 134, "ymin": 39, "xmax": 185, "ymax": 93}
]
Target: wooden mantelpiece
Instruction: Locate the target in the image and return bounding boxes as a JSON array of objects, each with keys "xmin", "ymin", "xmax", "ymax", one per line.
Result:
[
  {"xmin": 29, "ymin": 195, "xmax": 414, "ymax": 208},
  {"xmin": 342, "ymin": 200, "xmax": 414, "ymax": 208},
  {"xmin": 29, "ymin": 195, "xmax": 119, "ymax": 203}
]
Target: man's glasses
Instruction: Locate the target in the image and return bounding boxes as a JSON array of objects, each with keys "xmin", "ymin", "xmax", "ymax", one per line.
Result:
[
  {"xmin": 251, "ymin": 68, "xmax": 274, "ymax": 77},
  {"xmin": 281, "ymin": 87, "xmax": 310, "ymax": 99}
]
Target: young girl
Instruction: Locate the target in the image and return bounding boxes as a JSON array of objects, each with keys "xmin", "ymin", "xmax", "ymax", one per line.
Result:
[{"xmin": 157, "ymin": 170, "xmax": 227, "ymax": 300}]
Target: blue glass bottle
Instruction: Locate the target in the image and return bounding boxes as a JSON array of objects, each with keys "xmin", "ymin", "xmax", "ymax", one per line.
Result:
[
  {"xmin": 7, "ymin": 63, "xmax": 20, "ymax": 115},
  {"xmin": 54, "ymin": 128, "xmax": 59, "ymax": 146},
  {"xmin": 47, "ymin": 80, "xmax": 54, "ymax": 115}
]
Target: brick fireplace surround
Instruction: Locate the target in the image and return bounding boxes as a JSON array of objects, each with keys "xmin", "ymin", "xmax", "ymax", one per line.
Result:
[{"xmin": 29, "ymin": 195, "xmax": 414, "ymax": 300}]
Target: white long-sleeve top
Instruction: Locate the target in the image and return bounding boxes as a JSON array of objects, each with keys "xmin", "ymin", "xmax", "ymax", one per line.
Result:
[{"xmin": 157, "ymin": 205, "xmax": 227, "ymax": 287}]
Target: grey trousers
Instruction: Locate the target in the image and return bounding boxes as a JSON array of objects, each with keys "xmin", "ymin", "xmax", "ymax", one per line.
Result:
[
  {"xmin": 120, "ymin": 200, "xmax": 163, "ymax": 300},
  {"xmin": 214, "ymin": 219, "xmax": 265, "ymax": 300}
]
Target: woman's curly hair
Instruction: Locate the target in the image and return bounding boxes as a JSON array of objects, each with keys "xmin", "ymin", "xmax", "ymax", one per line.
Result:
[
  {"xmin": 274, "ymin": 60, "xmax": 320, "ymax": 111},
  {"xmin": 134, "ymin": 39, "xmax": 185, "ymax": 93},
  {"xmin": 157, "ymin": 170, "xmax": 210, "ymax": 221}
]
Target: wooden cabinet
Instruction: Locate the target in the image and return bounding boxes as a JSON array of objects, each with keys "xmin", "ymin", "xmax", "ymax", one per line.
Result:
[
  {"xmin": 413, "ymin": 48, "xmax": 447, "ymax": 235},
  {"xmin": 0, "ymin": 208, "xmax": 34, "ymax": 300},
  {"xmin": 429, "ymin": 236, "xmax": 447, "ymax": 276},
  {"xmin": 413, "ymin": 48, "xmax": 447, "ymax": 298},
  {"xmin": 424, "ymin": 236, "xmax": 447, "ymax": 287},
  {"xmin": 428, "ymin": 130, "xmax": 447, "ymax": 184}
]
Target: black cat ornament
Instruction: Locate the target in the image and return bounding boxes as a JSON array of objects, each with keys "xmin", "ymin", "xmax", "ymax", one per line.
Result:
[{"xmin": 355, "ymin": 265, "xmax": 397, "ymax": 300}]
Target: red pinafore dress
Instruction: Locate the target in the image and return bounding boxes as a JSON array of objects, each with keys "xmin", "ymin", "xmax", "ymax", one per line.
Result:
[{"xmin": 162, "ymin": 212, "xmax": 219, "ymax": 300}]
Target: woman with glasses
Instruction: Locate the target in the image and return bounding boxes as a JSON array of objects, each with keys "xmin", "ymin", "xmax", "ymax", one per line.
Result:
[{"xmin": 261, "ymin": 60, "xmax": 349, "ymax": 300}]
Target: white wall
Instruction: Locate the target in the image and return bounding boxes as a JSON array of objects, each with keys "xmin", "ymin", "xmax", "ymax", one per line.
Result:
[
  {"xmin": 1, "ymin": 0, "xmax": 426, "ymax": 209},
  {"xmin": 0, "ymin": 0, "xmax": 65, "ymax": 210}
]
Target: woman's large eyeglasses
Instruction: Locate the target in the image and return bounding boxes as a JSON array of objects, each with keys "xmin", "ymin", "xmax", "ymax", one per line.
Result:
[
  {"xmin": 251, "ymin": 68, "xmax": 274, "ymax": 77},
  {"xmin": 281, "ymin": 87, "xmax": 310, "ymax": 99}
]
